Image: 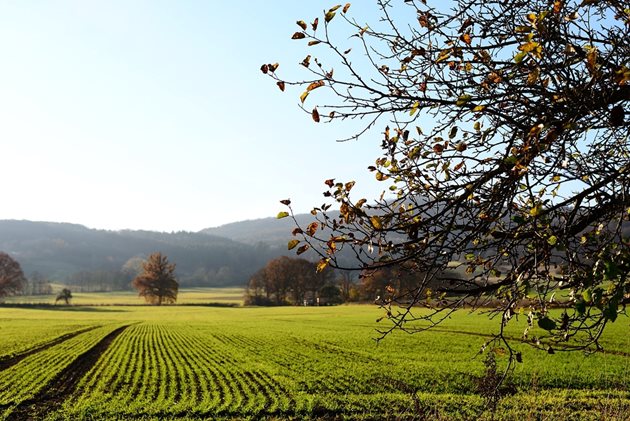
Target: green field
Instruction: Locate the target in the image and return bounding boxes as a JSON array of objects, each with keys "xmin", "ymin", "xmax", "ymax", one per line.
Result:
[{"xmin": 0, "ymin": 298, "xmax": 629, "ymax": 420}]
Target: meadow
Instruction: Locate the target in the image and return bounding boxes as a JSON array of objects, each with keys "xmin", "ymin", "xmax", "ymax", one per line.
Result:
[{"xmin": 0, "ymin": 291, "xmax": 629, "ymax": 420}]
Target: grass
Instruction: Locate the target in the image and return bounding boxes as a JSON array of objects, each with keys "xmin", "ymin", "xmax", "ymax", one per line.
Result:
[
  {"xmin": 0, "ymin": 294, "xmax": 628, "ymax": 419},
  {"xmin": 2, "ymin": 287, "xmax": 245, "ymax": 306}
]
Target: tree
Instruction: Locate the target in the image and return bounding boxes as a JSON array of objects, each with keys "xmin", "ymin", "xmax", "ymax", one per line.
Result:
[
  {"xmin": 264, "ymin": 0, "xmax": 629, "ymax": 362},
  {"xmin": 132, "ymin": 252, "xmax": 179, "ymax": 305},
  {"xmin": 0, "ymin": 252, "xmax": 26, "ymax": 298},
  {"xmin": 245, "ymin": 256, "xmax": 334, "ymax": 305},
  {"xmin": 55, "ymin": 288, "xmax": 72, "ymax": 305}
]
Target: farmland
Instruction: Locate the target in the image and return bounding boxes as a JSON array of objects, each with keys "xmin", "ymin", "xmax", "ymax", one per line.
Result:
[{"xmin": 0, "ymin": 300, "xmax": 629, "ymax": 419}]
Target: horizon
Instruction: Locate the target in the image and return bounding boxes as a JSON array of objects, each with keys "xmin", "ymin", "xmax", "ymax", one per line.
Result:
[{"xmin": 0, "ymin": 1, "xmax": 388, "ymax": 232}]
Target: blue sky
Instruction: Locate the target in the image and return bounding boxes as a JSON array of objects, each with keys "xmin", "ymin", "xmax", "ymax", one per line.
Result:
[{"xmin": 0, "ymin": 1, "xmax": 389, "ymax": 232}]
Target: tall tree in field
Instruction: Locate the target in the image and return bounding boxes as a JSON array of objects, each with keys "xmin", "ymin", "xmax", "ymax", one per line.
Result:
[
  {"xmin": 0, "ymin": 252, "xmax": 26, "ymax": 298},
  {"xmin": 132, "ymin": 252, "xmax": 179, "ymax": 305},
  {"xmin": 263, "ymin": 0, "xmax": 629, "ymax": 361}
]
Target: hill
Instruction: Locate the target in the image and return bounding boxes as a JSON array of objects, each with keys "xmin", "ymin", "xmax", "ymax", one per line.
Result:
[{"xmin": 0, "ymin": 220, "xmax": 282, "ymax": 289}]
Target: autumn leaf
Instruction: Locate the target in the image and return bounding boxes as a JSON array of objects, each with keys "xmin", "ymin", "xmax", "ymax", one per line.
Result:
[
  {"xmin": 329, "ymin": 5, "xmax": 342, "ymax": 12},
  {"xmin": 325, "ymin": 178, "xmax": 335, "ymax": 187},
  {"xmin": 312, "ymin": 17, "xmax": 319, "ymax": 31},
  {"xmin": 527, "ymin": 68, "xmax": 540, "ymax": 85},
  {"xmin": 307, "ymin": 222, "xmax": 319, "ymax": 236},
  {"xmin": 260, "ymin": 64, "xmax": 269, "ymax": 74},
  {"xmin": 316, "ymin": 258, "xmax": 330, "ymax": 272},
  {"xmin": 280, "ymin": 199, "xmax": 291, "ymax": 206},
  {"xmin": 343, "ymin": 3, "xmax": 351, "ymax": 13},
  {"xmin": 456, "ymin": 94, "xmax": 472, "ymax": 106},
  {"xmin": 296, "ymin": 244, "xmax": 310, "ymax": 255},
  {"xmin": 312, "ymin": 107, "xmax": 320, "ymax": 123},
  {"xmin": 308, "ymin": 40, "xmax": 321, "ymax": 46},
  {"xmin": 291, "ymin": 32, "xmax": 306, "ymax": 40},
  {"xmin": 370, "ymin": 216, "xmax": 383, "ymax": 230},
  {"xmin": 296, "ymin": 20, "xmax": 307, "ymax": 30},
  {"xmin": 277, "ymin": 211, "xmax": 289, "ymax": 219},
  {"xmin": 460, "ymin": 33, "xmax": 472, "ymax": 45},
  {"xmin": 292, "ymin": 227, "xmax": 303, "ymax": 236},
  {"xmin": 306, "ymin": 80, "xmax": 325, "ymax": 91},
  {"xmin": 300, "ymin": 91, "xmax": 309, "ymax": 103},
  {"xmin": 325, "ymin": 11, "xmax": 336, "ymax": 22},
  {"xmin": 277, "ymin": 81, "xmax": 285, "ymax": 91},
  {"xmin": 268, "ymin": 63, "xmax": 279, "ymax": 72},
  {"xmin": 301, "ymin": 55, "xmax": 311, "ymax": 67},
  {"xmin": 288, "ymin": 239, "xmax": 300, "ymax": 250},
  {"xmin": 553, "ymin": 1, "xmax": 563, "ymax": 14},
  {"xmin": 433, "ymin": 144, "xmax": 444, "ymax": 154}
]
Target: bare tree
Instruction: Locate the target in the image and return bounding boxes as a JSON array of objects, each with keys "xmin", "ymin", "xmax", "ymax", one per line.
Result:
[
  {"xmin": 132, "ymin": 252, "xmax": 179, "ymax": 305},
  {"xmin": 0, "ymin": 252, "xmax": 26, "ymax": 298},
  {"xmin": 264, "ymin": 0, "xmax": 629, "ymax": 363}
]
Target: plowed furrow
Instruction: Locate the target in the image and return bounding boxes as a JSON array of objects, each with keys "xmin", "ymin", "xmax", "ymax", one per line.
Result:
[
  {"xmin": 7, "ymin": 324, "xmax": 130, "ymax": 420},
  {"xmin": 0, "ymin": 326, "xmax": 99, "ymax": 372}
]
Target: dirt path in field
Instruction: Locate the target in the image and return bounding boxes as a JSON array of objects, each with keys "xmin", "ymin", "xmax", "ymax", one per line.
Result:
[
  {"xmin": 6, "ymin": 324, "xmax": 131, "ymax": 421},
  {"xmin": 0, "ymin": 326, "xmax": 100, "ymax": 372}
]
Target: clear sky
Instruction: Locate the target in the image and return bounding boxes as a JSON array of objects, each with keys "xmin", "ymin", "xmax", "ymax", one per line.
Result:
[{"xmin": 0, "ymin": 1, "xmax": 389, "ymax": 232}]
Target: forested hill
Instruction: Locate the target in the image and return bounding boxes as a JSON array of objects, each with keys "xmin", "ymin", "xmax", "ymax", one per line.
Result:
[
  {"xmin": 0, "ymin": 220, "xmax": 285, "ymax": 289},
  {"xmin": 200, "ymin": 213, "xmax": 334, "ymax": 246}
]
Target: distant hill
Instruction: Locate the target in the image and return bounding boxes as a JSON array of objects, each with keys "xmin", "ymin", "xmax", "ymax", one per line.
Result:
[
  {"xmin": 0, "ymin": 220, "xmax": 282, "ymax": 289},
  {"xmin": 200, "ymin": 213, "xmax": 332, "ymax": 246}
]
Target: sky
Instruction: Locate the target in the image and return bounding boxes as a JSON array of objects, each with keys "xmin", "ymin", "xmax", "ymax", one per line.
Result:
[{"xmin": 0, "ymin": 1, "xmax": 390, "ymax": 232}]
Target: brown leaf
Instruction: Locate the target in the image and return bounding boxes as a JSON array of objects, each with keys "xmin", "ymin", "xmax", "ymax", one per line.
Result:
[
  {"xmin": 306, "ymin": 80, "xmax": 325, "ymax": 91},
  {"xmin": 343, "ymin": 3, "xmax": 351, "ymax": 13},
  {"xmin": 460, "ymin": 33, "xmax": 472, "ymax": 45},
  {"xmin": 308, "ymin": 40, "xmax": 321, "ymax": 46},
  {"xmin": 292, "ymin": 227, "xmax": 303, "ymax": 236},
  {"xmin": 325, "ymin": 11, "xmax": 336, "ymax": 22},
  {"xmin": 276, "ymin": 81, "xmax": 285, "ymax": 92},
  {"xmin": 312, "ymin": 107, "xmax": 320, "ymax": 123},
  {"xmin": 296, "ymin": 20, "xmax": 307, "ymax": 30},
  {"xmin": 268, "ymin": 63, "xmax": 279, "ymax": 72},
  {"xmin": 296, "ymin": 244, "xmax": 310, "ymax": 255},
  {"xmin": 301, "ymin": 55, "xmax": 311, "ymax": 67},
  {"xmin": 553, "ymin": 1, "xmax": 563, "ymax": 13},
  {"xmin": 325, "ymin": 178, "xmax": 335, "ymax": 187},
  {"xmin": 291, "ymin": 32, "xmax": 306, "ymax": 40},
  {"xmin": 280, "ymin": 199, "xmax": 291, "ymax": 206},
  {"xmin": 433, "ymin": 144, "xmax": 444, "ymax": 154},
  {"xmin": 307, "ymin": 222, "xmax": 319, "ymax": 236},
  {"xmin": 312, "ymin": 18, "xmax": 319, "ymax": 31},
  {"xmin": 260, "ymin": 64, "xmax": 268, "ymax": 74}
]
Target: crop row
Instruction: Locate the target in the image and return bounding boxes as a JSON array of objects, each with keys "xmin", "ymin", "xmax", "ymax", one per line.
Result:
[{"xmin": 0, "ymin": 324, "xmax": 124, "ymax": 412}]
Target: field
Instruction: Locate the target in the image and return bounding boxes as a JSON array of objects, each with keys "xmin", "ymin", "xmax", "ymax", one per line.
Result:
[{"xmin": 0, "ymin": 294, "xmax": 629, "ymax": 419}]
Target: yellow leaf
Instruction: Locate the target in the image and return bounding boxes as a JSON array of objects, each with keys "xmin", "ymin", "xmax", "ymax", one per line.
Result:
[
  {"xmin": 325, "ymin": 10, "xmax": 336, "ymax": 22},
  {"xmin": 329, "ymin": 5, "xmax": 342, "ymax": 12},
  {"xmin": 316, "ymin": 258, "xmax": 330, "ymax": 273},
  {"xmin": 288, "ymin": 239, "xmax": 300, "ymax": 250},
  {"xmin": 277, "ymin": 211, "xmax": 289, "ymax": 219},
  {"xmin": 370, "ymin": 216, "xmax": 383, "ymax": 230},
  {"xmin": 300, "ymin": 91, "xmax": 309, "ymax": 103},
  {"xmin": 296, "ymin": 20, "xmax": 307, "ymax": 30},
  {"xmin": 530, "ymin": 204, "xmax": 542, "ymax": 217}
]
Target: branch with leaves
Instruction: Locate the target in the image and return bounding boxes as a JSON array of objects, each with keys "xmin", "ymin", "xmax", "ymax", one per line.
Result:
[{"xmin": 265, "ymin": 0, "xmax": 629, "ymax": 368}]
